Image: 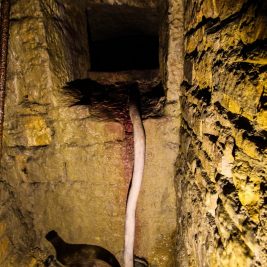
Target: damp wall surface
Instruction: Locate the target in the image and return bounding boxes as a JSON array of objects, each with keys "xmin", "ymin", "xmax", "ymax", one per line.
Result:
[
  {"xmin": 1, "ymin": 0, "xmax": 91, "ymax": 265},
  {"xmin": 0, "ymin": 0, "xmax": 183, "ymax": 266},
  {"xmin": 176, "ymin": 0, "xmax": 267, "ymax": 266}
]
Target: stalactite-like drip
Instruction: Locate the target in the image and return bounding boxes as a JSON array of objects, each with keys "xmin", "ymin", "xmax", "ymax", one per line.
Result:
[
  {"xmin": 0, "ymin": 0, "xmax": 10, "ymax": 158},
  {"xmin": 124, "ymin": 91, "xmax": 146, "ymax": 267}
]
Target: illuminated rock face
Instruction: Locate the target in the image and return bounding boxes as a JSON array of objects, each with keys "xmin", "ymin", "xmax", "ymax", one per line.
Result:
[
  {"xmin": 0, "ymin": 0, "xmax": 181, "ymax": 266},
  {"xmin": 0, "ymin": 0, "xmax": 266, "ymax": 266},
  {"xmin": 177, "ymin": 0, "xmax": 267, "ymax": 266}
]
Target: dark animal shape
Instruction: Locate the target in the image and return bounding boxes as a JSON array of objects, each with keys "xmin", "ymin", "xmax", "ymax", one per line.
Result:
[{"xmin": 46, "ymin": 230, "xmax": 121, "ymax": 267}]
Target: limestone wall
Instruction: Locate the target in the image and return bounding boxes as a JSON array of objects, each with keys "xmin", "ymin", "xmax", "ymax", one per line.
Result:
[
  {"xmin": 177, "ymin": 0, "xmax": 267, "ymax": 266},
  {"xmin": 0, "ymin": 183, "xmax": 19, "ymax": 265},
  {"xmin": 0, "ymin": 0, "xmax": 183, "ymax": 266},
  {"xmin": 1, "ymin": 0, "xmax": 91, "ymax": 265}
]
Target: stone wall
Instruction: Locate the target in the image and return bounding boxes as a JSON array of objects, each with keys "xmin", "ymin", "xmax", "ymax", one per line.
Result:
[
  {"xmin": 0, "ymin": 0, "xmax": 183, "ymax": 266},
  {"xmin": 1, "ymin": 0, "xmax": 91, "ymax": 265},
  {"xmin": 0, "ymin": 183, "xmax": 18, "ymax": 265},
  {"xmin": 0, "ymin": 184, "xmax": 9, "ymax": 266},
  {"xmin": 177, "ymin": 0, "xmax": 267, "ymax": 266}
]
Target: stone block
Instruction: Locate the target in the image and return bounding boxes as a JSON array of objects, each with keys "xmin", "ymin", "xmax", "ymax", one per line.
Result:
[
  {"xmin": 55, "ymin": 119, "xmax": 124, "ymax": 147},
  {"xmin": 240, "ymin": 3, "xmax": 267, "ymax": 44},
  {"xmin": 4, "ymin": 116, "xmax": 52, "ymax": 147},
  {"xmin": 11, "ymin": 0, "xmax": 43, "ymax": 19},
  {"xmin": 235, "ymin": 132, "xmax": 261, "ymax": 160},
  {"xmin": 185, "ymin": 27, "xmax": 205, "ymax": 54},
  {"xmin": 63, "ymin": 143, "xmax": 124, "ymax": 183},
  {"xmin": 213, "ymin": 0, "xmax": 246, "ymax": 20}
]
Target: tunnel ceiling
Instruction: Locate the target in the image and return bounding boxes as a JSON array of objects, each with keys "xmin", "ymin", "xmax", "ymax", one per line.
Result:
[{"xmin": 87, "ymin": 4, "xmax": 159, "ymax": 41}]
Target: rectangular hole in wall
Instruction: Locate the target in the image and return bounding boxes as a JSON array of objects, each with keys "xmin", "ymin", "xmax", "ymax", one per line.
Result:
[{"xmin": 87, "ymin": 4, "xmax": 159, "ymax": 72}]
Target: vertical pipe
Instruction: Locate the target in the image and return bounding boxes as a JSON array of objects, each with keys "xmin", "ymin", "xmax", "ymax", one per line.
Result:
[
  {"xmin": 0, "ymin": 0, "xmax": 10, "ymax": 158},
  {"xmin": 124, "ymin": 95, "xmax": 146, "ymax": 267}
]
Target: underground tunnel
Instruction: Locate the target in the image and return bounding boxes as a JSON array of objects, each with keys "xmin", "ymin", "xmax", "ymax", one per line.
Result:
[{"xmin": 0, "ymin": 0, "xmax": 266, "ymax": 266}]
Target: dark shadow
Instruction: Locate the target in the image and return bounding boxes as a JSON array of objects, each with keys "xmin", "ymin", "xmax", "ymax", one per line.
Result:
[
  {"xmin": 87, "ymin": 4, "xmax": 159, "ymax": 72},
  {"xmin": 90, "ymin": 35, "xmax": 159, "ymax": 71},
  {"xmin": 45, "ymin": 230, "xmax": 121, "ymax": 267}
]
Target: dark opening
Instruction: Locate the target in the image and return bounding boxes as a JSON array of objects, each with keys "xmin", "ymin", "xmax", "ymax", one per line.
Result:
[{"xmin": 87, "ymin": 4, "xmax": 159, "ymax": 72}]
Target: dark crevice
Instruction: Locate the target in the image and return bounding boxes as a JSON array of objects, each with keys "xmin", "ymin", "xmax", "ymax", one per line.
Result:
[
  {"xmin": 260, "ymin": 182, "xmax": 267, "ymax": 194},
  {"xmin": 181, "ymin": 80, "xmax": 192, "ymax": 91},
  {"xmin": 259, "ymin": 65, "xmax": 267, "ymax": 75},
  {"xmin": 221, "ymin": 180, "xmax": 236, "ymax": 195},
  {"xmin": 215, "ymin": 173, "xmax": 224, "ymax": 182},
  {"xmin": 218, "ymin": 142, "xmax": 226, "ymax": 151},
  {"xmin": 206, "ymin": 0, "xmax": 254, "ymax": 34},
  {"xmin": 7, "ymin": 144, "xmax": 50, "ymax": 150},
  {"xmin": 185, "ymin": 16, "xmax": 219, "ymax": 37},
  {"xmin": 214, "ymin": 101, "xmax": 253, "ymax": 131},
  {"xmin": 242, "ymin": 131, "xmax": 267, "ymax": 151},
  {"xmin": 185, "ymin": 48, "xmax": 198, "ymax": 60},
  {"xmin": 214, "ymin": 101, "xmax": 267, "ymax": 151},
  {"xmin": 202, "ymin": 150, "xmax": 212, "ymax": 162},
  {"xmin": 206, "ymin": 12, "xmax": 241, "ymax": 34},
  {"xmin": 192, "ymin": 87, "xmax": 212, "ymax": 105},
  {"xmin": 218, "ymin": 180, "xmax": 242, "ymax": 213},
  {"xmin": 226, "ymin": 62, "xmax": 261, "ymax": 81},
  {"xmin": 212, "ymin": 59, "xmax": 223, "ymax": 68},
  {"xmin": 232, "ymin": 141, "xmax": 238, "ymax": 159},
  {"xmin": 241, "ymin": 39, "xmax": 267, "ymax": 58},
  {"xmin": 227, "ymin": 112, "xmax": 254, "ymax": 132},
  {"xmin": 197, "ymin": 49, "xmax": 209, "ymax": 63},
  {"xmin": 184, "ymin": 58, "xmax": 193, "ymax": 84},
  {"xmin": 201, "ymin": 171, "xmax": 217, "ymax": 194},
  {"xmin": 181, "ymin": 118, "xmax": 199, "ymax": 141},
  {"xmin": 205, "ymin": 134, "xmax": 219, "ymax": 143},
  {"xmin": 10, "ymin": 16, "xmax": 43, "ymax": 23}
]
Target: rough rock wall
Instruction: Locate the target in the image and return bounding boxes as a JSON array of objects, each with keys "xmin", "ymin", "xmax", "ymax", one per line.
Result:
[
  {"xmin": 177, "ymin": 0, "xmax": 267, "ymax": 266},
  {"xmin": 0, "ymin": 2, "xmax": 14, "ymax": 266},
  {"xmin": 0, "ymin": 182, "xmax": 26, "ymax": 266},
  {"xmin": 0, "ymin": 185, "xmax": 9, "ymax": 266},
  {"xmin": 1, "ymin": 0, "xmax": 91, "ymax": 265},
  {"xmin": 0, "ymin": 0, "xmax": 51, "ymax": 265},
  {"xmin": 0, "ymin": 0, "xmax": 183, "ymax": 266}
]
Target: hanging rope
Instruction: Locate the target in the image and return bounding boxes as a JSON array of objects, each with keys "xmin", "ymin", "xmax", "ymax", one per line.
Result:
[{"xmin": 0, "ymin": 0, "xmax": 10, "ymax": 158}]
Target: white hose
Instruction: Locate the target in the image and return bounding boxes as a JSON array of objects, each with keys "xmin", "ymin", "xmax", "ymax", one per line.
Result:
[{"xmin": 124, "ymin": 101, "xmax": 146, "ymax": 267}]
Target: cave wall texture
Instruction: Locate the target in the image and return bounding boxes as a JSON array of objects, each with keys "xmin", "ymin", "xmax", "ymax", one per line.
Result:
[
  {"xmin": 176, "ymin": 0, "xmax": 267, "ymax": 266},
  {"xmin": 0, "ymin": 0, "xmax": 266, "ymax": 266},
  {"xmin": 0, "ymin": 0, "xmax": 183, "ymax": 266}
]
